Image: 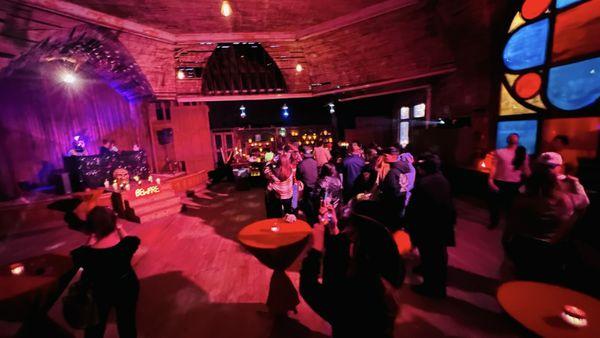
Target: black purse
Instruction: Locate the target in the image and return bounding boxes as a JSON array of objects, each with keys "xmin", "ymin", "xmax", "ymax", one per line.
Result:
[{"xmin": 62, "ymin": 276, "xmax": 100, "ymax": 329}]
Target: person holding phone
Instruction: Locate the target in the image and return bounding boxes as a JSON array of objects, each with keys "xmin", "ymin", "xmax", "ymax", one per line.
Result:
[
  {"xmin": 71, "ymin": 207, "xmax": 140, "ymax": 338},
  {"xmin": 300, "ymin": 201, "xmax": 405, "ymax": 338}
]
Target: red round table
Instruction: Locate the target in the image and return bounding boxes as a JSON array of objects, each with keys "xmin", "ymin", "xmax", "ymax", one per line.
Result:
[
  {"xmin": 238, "ymin": 218, "xmax": 312, "ymax": 314},
  {"xmin": 497, "ymin": 281, "xmax": 600, "ymax": 338}
]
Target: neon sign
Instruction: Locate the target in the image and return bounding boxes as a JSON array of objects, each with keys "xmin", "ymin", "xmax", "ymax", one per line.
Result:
[{"xmin": 135, "ymin": 185, "xmax": 160, "ymax": 198}]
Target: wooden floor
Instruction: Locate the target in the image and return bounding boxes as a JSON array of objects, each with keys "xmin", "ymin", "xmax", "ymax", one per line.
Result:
[{"xmin": 0, "ymin": 184, "xmax": 524, "ymax": 338}]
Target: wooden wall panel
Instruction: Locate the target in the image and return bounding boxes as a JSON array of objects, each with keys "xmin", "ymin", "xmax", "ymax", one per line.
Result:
[{"xmin": 170, "ymin": 104, "xmax": 214, "ymax": 174}]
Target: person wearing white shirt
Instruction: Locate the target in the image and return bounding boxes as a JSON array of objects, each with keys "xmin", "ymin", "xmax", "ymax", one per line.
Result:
[{"xmin": 487, "ymin": 133, "xmax": 530, "ymax": 229}]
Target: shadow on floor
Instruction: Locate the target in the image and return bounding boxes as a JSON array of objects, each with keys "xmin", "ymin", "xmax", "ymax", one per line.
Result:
[
  {"xmin": 137, "ymin": 271, "xmax": 327, "ymax": 338},
  {"xmin": 182, "ymin": 184, "xmax": 266, "ymax": 243}
]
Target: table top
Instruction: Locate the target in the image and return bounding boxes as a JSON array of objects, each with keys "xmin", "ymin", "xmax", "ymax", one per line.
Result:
[
  {"xmin": 497, "ymin": 281, "xmax": 600, "ymax": 338},
  {"xmin": 238, "ymin": 218, "xmax": 312, "ymax": 250}
]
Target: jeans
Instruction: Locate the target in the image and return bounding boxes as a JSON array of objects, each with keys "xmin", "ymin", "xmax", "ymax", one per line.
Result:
[{"xmin": 489, "ymin": 180, "xmax": 521, "ymax": 227}]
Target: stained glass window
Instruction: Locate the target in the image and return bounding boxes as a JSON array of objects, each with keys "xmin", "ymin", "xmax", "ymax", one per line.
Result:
[
  {"xmin": 496, "ymin": 120, "xmax": 538, "ymax": 154},
  {"xmin": 500, "ymin": 0, "xmax": 600, "ymax": 114}
]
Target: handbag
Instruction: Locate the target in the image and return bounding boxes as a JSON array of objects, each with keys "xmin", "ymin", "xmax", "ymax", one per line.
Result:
[{"xmin": 62, "ymin": 274, "xmax": 100, "ymax": 329}]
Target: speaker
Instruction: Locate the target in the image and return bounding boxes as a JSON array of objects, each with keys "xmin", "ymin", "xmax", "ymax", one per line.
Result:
[{"xmin": 157, "ymin": 128, "xmax": 173, "ymax": 145}]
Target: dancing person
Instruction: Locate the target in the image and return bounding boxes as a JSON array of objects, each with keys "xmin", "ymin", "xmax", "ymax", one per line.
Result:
[
  {"xmin": 297, "ymin": 146, "xmax": 319, "ymax": 224},
  {"xmin": 487, "ymin": 133, "xmax": 530, "ymax": 228},
  {"xmin": 399, "ymin": 152, "xmax": 416, "ymax": 206},
  {"xmin": 406, "ymin": 153, "xmax": 456, "ymax": 298},
  {"xmin": 300, "ymin": 200, "xmax": 405, "ymax": 338},
  {"xmin": 314, "ymin": 141, "xmax": 332, "ymax": 168},
  {"xmin": 71, "ymin": 207, "xmax": 140, "ymax": 338},
  {"xmin": 379, "ymin": 147, "xmax": 411, "ymax": 231},
  {"xmin": 314, "ymin": 163, "xmax": 343, "ymax": 215},
  {"xmin": 264, "ymin": 151, "xmax": 295, "ymax": 218},
  {"xmin": 342, "ymin": 142, "xmax": 365, "ymax": 201},
  {"xmin": 504, "ymin": 152, "xmax": 588, "ymax": 283}
]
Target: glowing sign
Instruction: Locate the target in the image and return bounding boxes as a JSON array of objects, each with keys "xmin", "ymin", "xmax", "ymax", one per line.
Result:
[{"xmin": 135, "ymin": 185, "xmax": 160, "ymax": 198}]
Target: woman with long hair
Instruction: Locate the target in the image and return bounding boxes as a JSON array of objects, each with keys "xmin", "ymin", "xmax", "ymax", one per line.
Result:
[
  {"xmin": 504, "ymin": 155, "xmax": 576, "ymax": 283},
  {"xmin": 71, "ymin": 206, "xmax": 140, "ymax": 338},
  {"xmin": 264, "ymin": 150, "xmax": 295, "ymax": 217}
]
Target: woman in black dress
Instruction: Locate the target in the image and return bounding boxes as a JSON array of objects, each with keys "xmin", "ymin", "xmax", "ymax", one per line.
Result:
[{"xmin": 71, "ymin": 206, "xmax": 140, "ymax": 338}]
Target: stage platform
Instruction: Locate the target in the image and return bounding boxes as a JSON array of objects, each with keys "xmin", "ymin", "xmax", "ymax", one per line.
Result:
[{"xmin": 0, "ymin": 171, "xmax": 208, "ymax": 238}]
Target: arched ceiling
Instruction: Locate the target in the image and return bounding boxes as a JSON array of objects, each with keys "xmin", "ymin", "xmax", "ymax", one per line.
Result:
[{"xmin": 62, "ymin": 0, "xmax": 386, "ymax": 34}]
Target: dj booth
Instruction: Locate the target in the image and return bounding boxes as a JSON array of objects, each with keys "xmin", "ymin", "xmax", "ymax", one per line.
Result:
[{"xmin": 63, "ymin": 151, "xmax": 150, "ymax": 191}]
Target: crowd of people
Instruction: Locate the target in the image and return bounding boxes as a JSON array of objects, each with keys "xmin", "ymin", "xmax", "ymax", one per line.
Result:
[
  {"xmin": 489, "ymin": 133, "xmax": 590, "ymax": 284},
  {"xmin": 262, "ymin": 140, "xmax": 456, "ymax": 337},
  {"xmin": 64, "ymin": 133, "xmax": 591, "ymax": 338}
]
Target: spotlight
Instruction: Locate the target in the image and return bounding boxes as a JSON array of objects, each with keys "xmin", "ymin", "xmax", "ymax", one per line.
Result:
[
  {"xmin": 240, "ymin": 105, "xmax": 246, "ymax": 118},
  {"xmin": 295, "ymin": 63, "xmax": 303, "ymax": 73},
  {"xmin": 61, "ymin": 72, "xmax": 77, "ymax": 84},
  {"xmin": 177, "ymin": 69, "xmax": 185, "ymax": 79},
  {"xmin": 282, "ymin": 104, "xmax": 289, "ymax": 118},
  {"xmin": 221, "ymin": 1, "xmax": 232, "ymax": 17}
]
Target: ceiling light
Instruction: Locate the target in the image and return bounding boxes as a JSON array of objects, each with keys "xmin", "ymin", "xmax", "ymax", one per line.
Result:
[
  {"xmin": 295, "ymin": 63, "xmax": 303, "ymax": 72},
  {"xmin": 240, "ymin": 105, "xmax": 246, "ymax": 118},
  {"xmin": 221, "ymin": 1, "xmax": 232, "ymax": 17},
  {"xmin": 177, "ymin": 69, "xmax": 185, "ymax": 79},
  {"xmin": 282, "ymin": 104, "xmax": 289, "ymax": 118},
  {"xmin": 61, "ymin": 72, "xmax": 77, "ymax": 84}
]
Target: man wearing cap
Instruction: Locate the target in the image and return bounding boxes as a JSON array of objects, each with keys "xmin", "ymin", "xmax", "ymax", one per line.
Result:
[
  {"xmin": 539, "ymin": 152, "xmax": 589, "ymax": 211},
  {"xmin": 297, "ymin": 146, "xmax": 319, "ymax": 224},
  {"xmin": 379, "ymin": 146, "xmax": 412, "ymax": 231},
  {"xmin": 406, "ymin": 153, "xmax": 456, "ymax": 298}
]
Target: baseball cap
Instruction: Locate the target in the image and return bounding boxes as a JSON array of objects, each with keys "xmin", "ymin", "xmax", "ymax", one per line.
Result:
[{"xmin": 539, "ymin": 152, "xmax": 563, "ymax": 167}]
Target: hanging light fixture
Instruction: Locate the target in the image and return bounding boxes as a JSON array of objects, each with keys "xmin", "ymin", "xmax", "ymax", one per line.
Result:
[
  {"xmin": 295, "ymin": 63, "xmax": 303, "ymax": 72},
  {"xmin": 240, "ymin": 105, "xmax": 246, "ymax": 118},
  {"xmin": 328, "ymin": 102, "xmax": 335, "ymax": 114},
  {"xmin": 177, "ymin": 69, "xmax": 185, "ymax": 80},
  {"xmin": 282, "ymin": 104, "xmax": 289, "ymax": 118},
  {"xmin": 221, "ymin": 1, "xmax": 233, "ymax": 17}
]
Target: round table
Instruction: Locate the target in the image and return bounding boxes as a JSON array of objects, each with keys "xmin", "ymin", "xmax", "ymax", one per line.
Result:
[
  {"xmin": 238, "ymin": 218, "xmax": 312, "ymax": 314},
  {"xmin": 497, "ymin": 281, "xmax": 600, "ymax": 338}
]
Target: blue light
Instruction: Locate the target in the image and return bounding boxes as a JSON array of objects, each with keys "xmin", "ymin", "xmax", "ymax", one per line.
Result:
[
  {"xmin": 503, "ymin": 18, "xmax": 549, "ymax": 71},
  {"xmin": 282, "ymin": 104, "xmax": 289, "ymax": 118}
]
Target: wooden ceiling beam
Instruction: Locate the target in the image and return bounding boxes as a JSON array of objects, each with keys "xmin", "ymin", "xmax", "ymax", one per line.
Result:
[{"xmin": 296, "ymin": 0, "xmax": 421, "ymax": 40}]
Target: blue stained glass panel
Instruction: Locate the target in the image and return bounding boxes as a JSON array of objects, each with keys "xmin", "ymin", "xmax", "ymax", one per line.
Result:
[
  {"xmin": 496, "ymin": 120, "xmax": 538, "ymax": 155},
  {"xmin": 503, "ymin": 19, "xmax": 549, "ymax": 71},
  {"xmin": 547, "ymin": 57, "xmax": 600, "ymax": 110},
  {"xmin": 556, "ymin": 0, "xmax": 583, "ymax": 9}
]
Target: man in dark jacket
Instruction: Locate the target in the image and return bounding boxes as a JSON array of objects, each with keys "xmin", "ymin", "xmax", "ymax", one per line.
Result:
[
  {"xmin": 297, "ymin": 146, "xmax": 319, "ymax": 224},
  {"xmin": 406, "ymin": 153, "xmax": 456, "ymax": 298},
  {"xmin": 342, "ymin": 142, "xmax": 365, "ymax": 201},
  {"xmin": 379, "ymin": 147, "xmax": 411, "ymax": 231}
]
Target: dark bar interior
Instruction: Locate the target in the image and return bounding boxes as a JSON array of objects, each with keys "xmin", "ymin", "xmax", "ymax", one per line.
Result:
[{"xmin": 1, "ymin": 0, "xmax": 599, "ymax": 337}]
